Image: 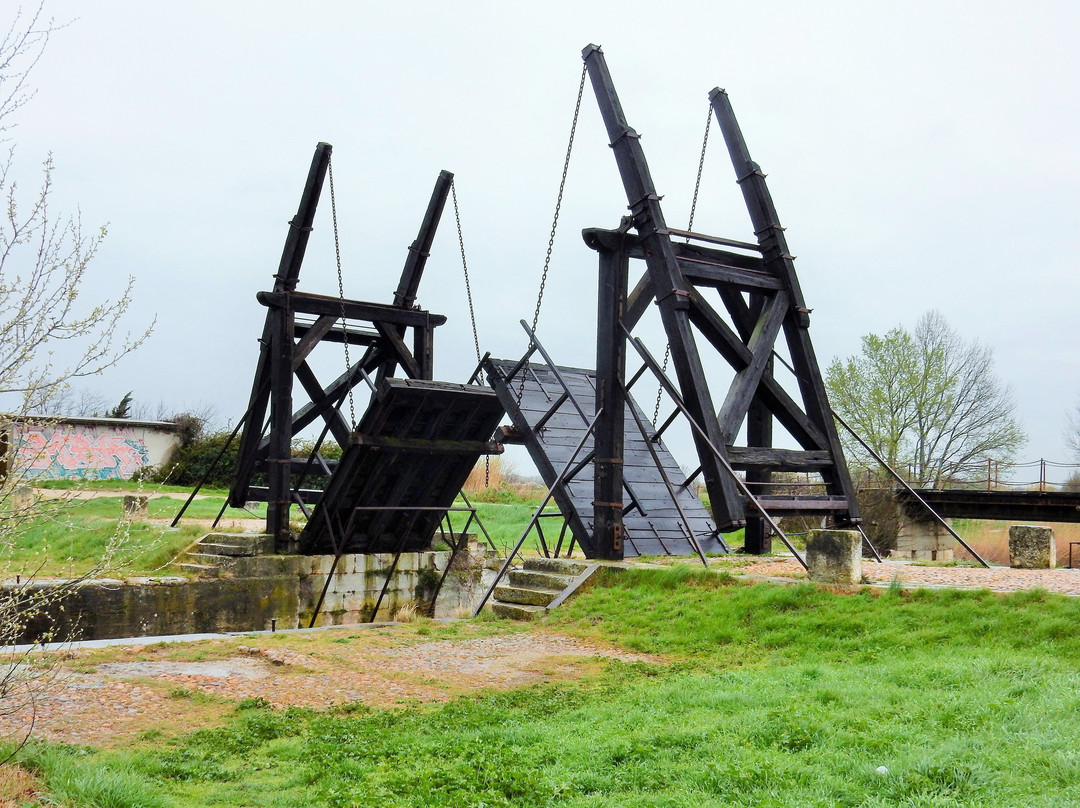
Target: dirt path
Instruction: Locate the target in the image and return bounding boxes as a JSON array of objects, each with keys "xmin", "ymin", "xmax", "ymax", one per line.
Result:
[{"xmin": 0, "ymin": 627, "xmax": 654, "ymax": 748}]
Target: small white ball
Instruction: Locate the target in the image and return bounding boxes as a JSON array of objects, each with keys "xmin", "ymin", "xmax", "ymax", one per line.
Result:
[{"xmin": 875, "ymin": 766, "xmax": 889, "ymax": 775}]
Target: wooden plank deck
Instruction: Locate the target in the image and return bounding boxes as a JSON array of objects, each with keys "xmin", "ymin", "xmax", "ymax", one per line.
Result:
[
  {"xmin": 486, "ymin": 359, "xmax": 726, "ymax": 558},
  {"xmin": 299, "ymin": 378, "xmax": 503, "ymax": 554}
]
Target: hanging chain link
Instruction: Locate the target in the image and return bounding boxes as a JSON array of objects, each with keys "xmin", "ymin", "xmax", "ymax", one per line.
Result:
[
  {"xmin": 518, "ymin": 63, "xmax": 587, "ymax": 403},
  {"xmin": 328, "ymin": 157, "xmax": 357, "ymax": 429},
  {"xmin": 651, "ymin": 343, "xmax": 672, "ymax": 426},
  {"xmin": 451, "ymin": 180, "xmax": 481, "ymax": 364},
  {"xmin": 687, "ymin": 103, "xmax": 712, "ymax": 234},
  {"xmin": 529, "ymin": 62, "xmax": 588, "ymax": 337},
  {"xmin": 451, "ymin": 179, "xmax": 488, "ymax": 486},
  {"xmin": 654, "ymin": 103, "xmax": 713, "ymax": 425}
]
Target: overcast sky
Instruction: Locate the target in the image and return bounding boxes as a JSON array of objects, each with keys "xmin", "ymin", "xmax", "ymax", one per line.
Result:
[{"xmin": 6, "ymin": 1, "xmax": 1079, "ymax": 481}]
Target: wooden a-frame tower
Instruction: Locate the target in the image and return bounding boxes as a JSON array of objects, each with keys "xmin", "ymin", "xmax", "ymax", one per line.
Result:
[
  {"xmin": 582, "ymin": 44, "xmax": 860, "ymax": 557},
  {"xmin": 228, "ymin": 143, "xmax": 503, "ymax": 555}
]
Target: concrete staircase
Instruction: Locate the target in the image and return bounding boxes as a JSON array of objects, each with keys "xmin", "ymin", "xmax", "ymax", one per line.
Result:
[
  {"xmin": 175, "ymin": 533, "xmax": 274, "ymax": 577},
  {"xmin": 490, "ymin": 557, "xmax": 596, "ymax": 620}
]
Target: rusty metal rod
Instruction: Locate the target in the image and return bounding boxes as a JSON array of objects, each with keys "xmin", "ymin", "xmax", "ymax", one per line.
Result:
[
  {"xmin": 624, "ymin": 332, "xmax": 807, "ymax": 569},
  {"xmin": 472, "ymin": 410, "xmax": 603, "ymax": 617},
  {"xmin": 831, "ymin": 409, "xmax": 990, "ymax": 568}
]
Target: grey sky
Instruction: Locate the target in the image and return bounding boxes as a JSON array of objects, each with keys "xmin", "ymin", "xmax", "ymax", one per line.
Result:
[{"xmin": 8, "ymin": 1, "xmax": 1079, "ymax": 480}]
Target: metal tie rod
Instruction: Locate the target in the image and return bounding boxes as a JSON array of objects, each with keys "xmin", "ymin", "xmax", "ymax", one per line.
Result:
[
  {"xmin": 831, "ymin": 410, "xmax": 990, "ymax": 569},
  {"xmin": 623, "ymin": 329, "xmax": 807, "ymax": 569},
  {"xmin": 473, "ymin": 410, "xmax": 604, "ymax": 616}
]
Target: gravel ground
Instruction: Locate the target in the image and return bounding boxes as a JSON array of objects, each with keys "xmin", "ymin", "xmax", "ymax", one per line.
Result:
[
  {"xmin": 0, "ymin": 632, "xmax": 653, "ymax": 748},
  {"xmin": 726, "ymin": 556, "xmax": 1080, "ymax": 596}
]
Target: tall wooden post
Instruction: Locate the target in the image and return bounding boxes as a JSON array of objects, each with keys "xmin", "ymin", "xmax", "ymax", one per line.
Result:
[
  {"xmin": 594, "ymin": 235, "xmax": 629, "ymax": 560},
  {"xmin": 267, "ymin": 304, "xmax": 295, "ymax": 552}
]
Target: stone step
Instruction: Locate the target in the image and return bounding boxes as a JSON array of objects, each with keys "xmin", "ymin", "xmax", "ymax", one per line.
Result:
[
  {"xmin": 183, "ymin": 552, "xmax": 233, "ymax": 565},
  {"xmin": 494, "ymin": 584, "xmax": 562, "ymax": 607},
  {"xmin": 197, "ymin": 533, "xmax": 273, "ymax": 556},
  {"xmin": 523, "ymin": 557, "xmax": 590, "ymax": 577},
  {"xmin": 176, "ymin": 562, "xmax": 221, "ymax": 578},
  {"xmin": 490, "ymin": 601, "xmax": 546, "ymax": 621},
  {"xmin": 509, "ymin": 569, "xmax": 575, "ymax": 591},
  {"xmin": 197, "ymin": 542, "xmax": 260, "ymax": 557}
]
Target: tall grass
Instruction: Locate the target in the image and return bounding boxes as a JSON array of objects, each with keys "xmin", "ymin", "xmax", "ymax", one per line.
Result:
[
  {"xmin": 13, "ymin": 743, "xmax": 168, "ymax": 808},
  {"xmin": 952, "ymin": 519, "xmax": 1080, "ymax": 566},
  {"xmin": 462, "ymin": 457, "xmax": 546, "ymax": 503}
]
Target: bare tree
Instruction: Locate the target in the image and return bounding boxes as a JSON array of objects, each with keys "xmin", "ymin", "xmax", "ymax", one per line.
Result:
[
  {"xmin": 1065, "ymin": 397, "xmax": 1080, "ymax": 462},
  {"xmin": 0, "ymin": 4, "xmax": 153, "ymax": 754},
  {"xmin": 826, "ymin": 310, "xmax": 1026, "ymax": 487},
  {"xmin": 0, "ymin": 4, "xmax": 151, "ymax": 416}
]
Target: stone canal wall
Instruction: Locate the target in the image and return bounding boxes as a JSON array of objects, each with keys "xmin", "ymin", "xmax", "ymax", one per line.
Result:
[{"xmin": 7, "ymin": 542, "xmax": 498, "ymax": 643}]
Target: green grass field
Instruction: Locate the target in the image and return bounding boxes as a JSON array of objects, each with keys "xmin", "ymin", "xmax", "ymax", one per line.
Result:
[
  {"xmin": 3, "ymin": 482, "xmax": 566, "ymax": 578},
  {"xmin": 10, "ymin": 568, "xmax": 1080, "ymax": 806}
]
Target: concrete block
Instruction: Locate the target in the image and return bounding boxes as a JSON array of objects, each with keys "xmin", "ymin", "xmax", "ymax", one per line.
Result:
[
  {"xmin": 1009, "ymin": 525, "xmax": 1055, "ymax": 569},
  {"xmin": 806, "ymin": 529, "xmax": 862, "ymax": 585},
  {"xmin": 123, "ymin": 495, "xmax": 149, "ymax": 519},
  {"xmin": 11, "ymin": 486, "xmax": 35, "ymax": 511},
  {"xmin": 343, "ymin": 594, "xmax": 369, "ymax": 613}
]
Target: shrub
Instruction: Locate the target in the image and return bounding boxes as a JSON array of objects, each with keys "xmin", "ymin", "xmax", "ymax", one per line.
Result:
[{"xmin": 152, "ymin": 431, "xmax": 240, "ymax": 488}]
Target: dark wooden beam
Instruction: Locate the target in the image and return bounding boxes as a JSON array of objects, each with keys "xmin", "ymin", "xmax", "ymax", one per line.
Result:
[
  {"xmin": 230, "ymin": 143, "xmax": 332, "ymax": 510},
  {"xmin": 727, "ymin": 448, "xmax": 833, "ymax": 471},
  {"xmin": 717, "ymin": 291, "xmax": 789, "ymax": 443},
  {"xmin": 594, "ymin": 236, "xmax": 628, "ymax": 560},
  {"xmin": 711, "ymin": 87, "xmax": 858, "ymax": 525},
  {"xmin": 394, "ymin": 170, "xmax": 454, "ymax": 308},
  {"xmin": 584, "ymin": 43, "xmax": 744, "ymax": 530},
  {"xmin": 349, "ymin": 434, "xmax": 503, "ymax": 454},
  {"xmin": 292, "ymin": 314, "xmax": 338, "ymax": 370},
  {"xmin": 267, "ymin": 306, "xmax": 295, "ymax": 551},
  {"xmin": 258, "ymin": 291, "xmax": 446, "ymax": 329},
  {"xmin": 373, "ymin": 321, "xmax": 422, "ymax": 380},
  {"xmin": 294, "ymin": 361, "xmax": 353, "ymax": 446}
]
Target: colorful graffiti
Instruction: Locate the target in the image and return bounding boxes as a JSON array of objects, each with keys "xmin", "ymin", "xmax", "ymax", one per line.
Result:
[{"xmin": 15, "ymin": 426, "xmax": 152, "ymax": 480}]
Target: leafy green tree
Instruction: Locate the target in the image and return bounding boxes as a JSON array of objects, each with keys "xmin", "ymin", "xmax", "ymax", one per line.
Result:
[{"xmin": 826, "ymin": 310, "xmax": 1025, "ymax": 487}]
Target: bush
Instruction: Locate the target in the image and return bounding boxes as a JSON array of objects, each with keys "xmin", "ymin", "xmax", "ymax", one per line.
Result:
[{"xmin": 152, "ymin": 431, "xmax": 240, "ymax": 488}]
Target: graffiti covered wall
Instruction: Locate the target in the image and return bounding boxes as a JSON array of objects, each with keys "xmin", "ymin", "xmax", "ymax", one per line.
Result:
[{"xmin": 11, "ymin": 419, "xmax": 181, "ymax": 481}]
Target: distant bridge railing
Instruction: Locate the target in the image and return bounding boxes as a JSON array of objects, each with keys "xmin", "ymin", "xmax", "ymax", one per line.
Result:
[{"xmin": 883, "ymin": 459, "xmax": 1080, "ymax": 494}]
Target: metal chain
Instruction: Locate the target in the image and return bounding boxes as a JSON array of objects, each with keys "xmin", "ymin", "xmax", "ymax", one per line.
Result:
[
  {"xmin": 518, "ymin": 63, "xmax": 587, "ymax": 402},
  {"xmin": 328, "ymin": 157, "xmax": 357, "ymax": 429},
  {"xmin": 529, "ymin": 62, "xmax": 588, "ymax": 337},
  {"xmin": 651, "ymin": 343, "xmax": 672, "ymax": 426},
  {"xmin": 687, "ymin": 102, "xmax": 712, "ymax": 235},
  {"xmin": 451, "ymin": 179, "xmax": 488, "ymax": 486},
  {"xmin": 654, "ymin": 103, "xmax": 713, "ymax": 424},
  {"xmin": 451, "ymin": 179, "xmax": 481, "ymax": 364}
]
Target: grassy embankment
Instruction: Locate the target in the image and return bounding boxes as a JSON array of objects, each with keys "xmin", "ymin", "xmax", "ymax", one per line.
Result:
[
  {"xmin": 3, "ymin": 480, "xmax": 564, "ymax": 578},
  {"xmin": 6, "ymin": 566, "xmax": 1080, "ymax": 806}
]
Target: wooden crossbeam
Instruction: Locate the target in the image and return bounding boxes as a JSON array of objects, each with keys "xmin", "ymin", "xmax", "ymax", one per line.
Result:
[
  {"xmin": 257, "ymin": 291, "xmax": 446, "ymax": 329},
  {"xmin": 717, "ymin": 290, "xmax": 788, "ymax": 443}
]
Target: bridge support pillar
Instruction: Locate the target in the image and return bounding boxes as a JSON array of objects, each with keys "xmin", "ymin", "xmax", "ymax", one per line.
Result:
[{"xmin": 896, "ymin": 517, "xmax": 954, "ymax": 561}]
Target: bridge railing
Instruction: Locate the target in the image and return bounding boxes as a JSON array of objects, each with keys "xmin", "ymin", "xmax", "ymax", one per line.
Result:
[{"xmin": 886, "ymin": 459, "xmax": 1080, "ymax": 493}]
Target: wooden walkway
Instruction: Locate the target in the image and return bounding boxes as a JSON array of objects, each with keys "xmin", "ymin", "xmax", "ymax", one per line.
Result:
[{"xmin": 485, "ymin": 359, "xmax": 726, "ymax": 559}]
